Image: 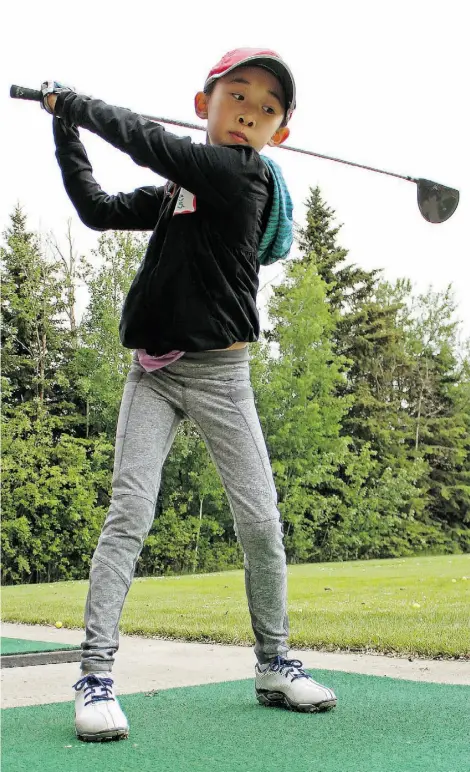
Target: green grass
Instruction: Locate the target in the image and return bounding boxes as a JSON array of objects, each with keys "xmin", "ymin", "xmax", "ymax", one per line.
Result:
[{"xmin": 2, "ymin": 555, "xmax": 469, "ymax": 658}]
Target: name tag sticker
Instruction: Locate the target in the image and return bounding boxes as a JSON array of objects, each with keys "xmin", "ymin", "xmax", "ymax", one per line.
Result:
[{"xmin": 174, "ymin": 188, "xmax": 197, "ymax": 215}]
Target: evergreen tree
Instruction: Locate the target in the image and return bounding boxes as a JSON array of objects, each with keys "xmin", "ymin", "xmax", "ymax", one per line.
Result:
[
  {"xmin": 257, "ymin": 256, "xmax": 351, "ymax": 561},
  {"xmin": 293, "ymin": 187, "xmax": 424, "ymax": 517},
  {"xmin": 73, "ymin": 231, "xmax": 147, "ymax": 437},
  {"xmin": 1, "ymin": 209, "xmax": 115, "ymax": 584},
  {"xmin": 393, "ymin": 284, "xmax": 470, "ymax": 531},
  {"xmin": 1, "ymin": 401, "xmax": 114, "ymax": 584},
  {"xmin": 295, "ymin": 186, "xmax": 380, "ymax": 311},
  {"xmin": 295, "ymin": 187, "xmax": 414, "ymax": 463},
  {"xmin": 2, "ymin": 201, "xmax": 467, "ymax": 585},
  {"xmin": 1, "ymin": 206, "xmax": 70, "ymax": 413}
]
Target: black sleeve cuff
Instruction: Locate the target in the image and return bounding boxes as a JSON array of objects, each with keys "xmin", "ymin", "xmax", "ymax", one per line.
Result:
[
  {"xmin": 52, "ymin": 114, "xmax": 80, "ymax": 146},
  {"xmin": 54, "ymin": 90, "xmax": 85, "ymax": 126}
]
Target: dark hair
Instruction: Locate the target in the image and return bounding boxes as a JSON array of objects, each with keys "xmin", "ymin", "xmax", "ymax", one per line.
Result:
[
  {"xmin": 203, "ymin": 81, "xmax": 217, "ymax": 98},
  {"xmin": 203, "ymin": 78, "xmax": 288, "ymax": 128}
]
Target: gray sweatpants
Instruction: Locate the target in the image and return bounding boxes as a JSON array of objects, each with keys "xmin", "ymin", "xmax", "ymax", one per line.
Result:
[{"xmin": 81, "ymin": 346, "xmax": 289, "ymax": 672}]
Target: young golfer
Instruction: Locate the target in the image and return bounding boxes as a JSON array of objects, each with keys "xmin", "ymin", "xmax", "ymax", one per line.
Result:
[{"xmin": 43, "ymin": 47, "xmax": 337, "ymax": 742}]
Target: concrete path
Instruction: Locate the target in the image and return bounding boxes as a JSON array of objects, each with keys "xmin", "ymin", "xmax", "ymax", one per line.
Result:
[{"xmin": 2, "ymin": 622, "xmax": 469, "ymax": 708}]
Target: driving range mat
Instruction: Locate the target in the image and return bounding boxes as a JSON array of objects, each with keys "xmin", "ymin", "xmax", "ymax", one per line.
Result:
[
  {"xmin": 1, "ymin": 637, "xmax": 81, "ymax": 668},
  {"xmin": 1, "ymin": 670, "xmax": 469, "ymax": 772}
]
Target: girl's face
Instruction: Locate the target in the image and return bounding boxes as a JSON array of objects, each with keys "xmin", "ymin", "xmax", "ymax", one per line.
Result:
[{"xmin": 195, "ymin": 65, "xmax": 290, "ymax": 152}]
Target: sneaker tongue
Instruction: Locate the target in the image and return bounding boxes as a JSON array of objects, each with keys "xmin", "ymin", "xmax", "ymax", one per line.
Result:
[{"xmin": 83, "ymin": 673, "xmax": 113, "ymax": 690}]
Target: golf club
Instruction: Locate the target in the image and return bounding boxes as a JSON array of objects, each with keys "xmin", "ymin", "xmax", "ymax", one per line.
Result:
[{"xmin": 10, "ymin": 84, "xmax": 460, "ymax": 224}]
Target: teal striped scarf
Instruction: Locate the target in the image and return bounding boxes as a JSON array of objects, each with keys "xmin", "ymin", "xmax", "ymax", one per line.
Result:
[{"xmin": 258, "ymin": 155, "xmax": 294, "ymax": 266}]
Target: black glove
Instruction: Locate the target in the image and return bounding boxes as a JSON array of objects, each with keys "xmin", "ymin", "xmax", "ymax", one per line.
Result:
[{"xmin": 40, "ymin": 80, "xmax": 76, "ymax": 114}]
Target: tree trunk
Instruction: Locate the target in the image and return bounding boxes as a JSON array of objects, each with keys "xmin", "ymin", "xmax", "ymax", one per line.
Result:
[
  {"xmin": 38, "ymin": 330, "xmax": 46, "ymax": 403},
  {"xmin": 48, "ymin": 219, "xmax": 78, "ymax": 336},
  {"xmin": 415, "ymin": 388, "xmax": 423, "ymax": 451},
  {"xmin": 192, "ymin": 497, "xmax": 204, "ymax": 573}
]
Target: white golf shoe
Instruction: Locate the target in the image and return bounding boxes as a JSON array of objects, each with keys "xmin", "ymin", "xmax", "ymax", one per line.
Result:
[
  {"xmin": 73, "ymin": 672, "xmax": 129, "ymax": 742},
  {"xmin": 255, "ymin": 656, "xmax": 337, "ymax": 712}
]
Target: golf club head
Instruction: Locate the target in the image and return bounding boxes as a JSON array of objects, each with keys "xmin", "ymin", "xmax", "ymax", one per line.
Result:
[{"xmin": 417, "ymin": 179, "xmax": 459, "ymax": 223}]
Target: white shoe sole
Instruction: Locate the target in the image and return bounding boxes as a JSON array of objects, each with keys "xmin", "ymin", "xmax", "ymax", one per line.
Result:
[
  {"xmin": 76, "ymin": 727, "xmax": 129, "ymax": 743},
  {"xmin": 256, "ymin": 688, "xmax": 337, "ymax": 713}
]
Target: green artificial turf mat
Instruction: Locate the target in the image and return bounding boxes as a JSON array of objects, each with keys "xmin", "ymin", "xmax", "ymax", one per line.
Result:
[
  {"xmin": 1, "ymin": 669, "xmax": 469, "ymax": 772},
  {"xmin": 1, "ymin": 637, "xmax": 79, "ymax": 656}
]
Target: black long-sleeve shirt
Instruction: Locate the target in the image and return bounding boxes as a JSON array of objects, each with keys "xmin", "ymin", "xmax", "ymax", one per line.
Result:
[{"xmin": 53, "ymin": 92, "xmax": 273, "ymax": 355}]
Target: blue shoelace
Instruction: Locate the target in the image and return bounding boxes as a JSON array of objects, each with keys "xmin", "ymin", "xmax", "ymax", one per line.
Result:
[
  {"xmin": 73, "ymin": 674, "xmax": 115, "ymax": 706},
  {"xmin": 266, "ymin": 656, "xmax": 312, "ymax": 682}
]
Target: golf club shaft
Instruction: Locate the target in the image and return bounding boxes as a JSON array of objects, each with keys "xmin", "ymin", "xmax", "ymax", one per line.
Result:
[
  {"xmin": 10, "ymin": 84, "xmax": 416, "ymax": 184},
  {"xmin": 141, "ymin": 113, "xmax": 415, "ymax": 183}
]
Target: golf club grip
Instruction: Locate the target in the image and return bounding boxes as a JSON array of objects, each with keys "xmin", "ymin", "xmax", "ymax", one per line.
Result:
[{"xmin": 10, "ymin": 85, "xmax": 42, "ymax": 102}]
